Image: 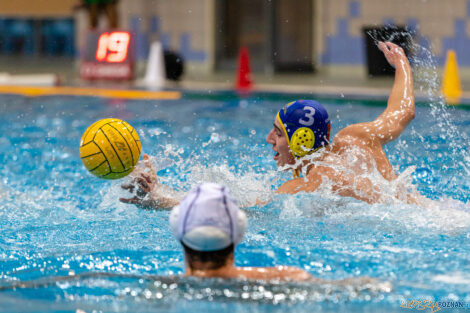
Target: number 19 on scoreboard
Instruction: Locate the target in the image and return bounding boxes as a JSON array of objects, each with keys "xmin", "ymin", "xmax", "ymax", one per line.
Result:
[{"xmin": 80, "ymin": 30, "xmax": 135, "ymax": 80}]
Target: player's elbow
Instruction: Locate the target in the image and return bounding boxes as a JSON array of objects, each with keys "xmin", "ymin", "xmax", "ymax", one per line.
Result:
[
  {"xmin": 294, "ymin": 269, "xmax": 312, "ymax": 281},
  {"xmin": 399, "ymin": 113, "xmax": 414, "ymax": 131},
  {"xmin": 408, "ymin": 103, "xmax": 415, "ymax": 121},
  {"xmin": 408, "ymin": 98, "xmax": 415, "ymax": 119},
  {"xmin": 402, "ymin": 102, "xmax": 415, "ymax": 124}
]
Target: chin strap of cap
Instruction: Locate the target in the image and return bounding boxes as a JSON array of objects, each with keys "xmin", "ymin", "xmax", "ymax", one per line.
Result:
[{"xmin": 293, "ymin": 169, "xmax": 300, "ymax": 178}]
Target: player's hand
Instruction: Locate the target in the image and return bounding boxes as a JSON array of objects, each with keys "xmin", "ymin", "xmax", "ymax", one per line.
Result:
[
  {"xmin": 120, "ymin": 154, "xmax": 158, "ymax": 207},
  {"xmin": 119, "ymin": 173, "xmax": 155, "ymax": 205},
  {"xmin": 378, "ymin": 41, "xmax": 407, "ymax": 68}
]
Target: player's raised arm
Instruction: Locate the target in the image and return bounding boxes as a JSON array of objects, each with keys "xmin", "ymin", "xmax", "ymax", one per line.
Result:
[
  {"xmin": 335, "ymin": 41, "xmax": 415, "ymax": 146},
  {"xmin": 372, "ymin": 41, "xmax": 415, "ymax": 144}
]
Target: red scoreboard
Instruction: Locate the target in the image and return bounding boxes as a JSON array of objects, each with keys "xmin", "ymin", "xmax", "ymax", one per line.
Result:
[{"xmin": 80, "ymin": 31, "xmax": 135, "ymax": 80}]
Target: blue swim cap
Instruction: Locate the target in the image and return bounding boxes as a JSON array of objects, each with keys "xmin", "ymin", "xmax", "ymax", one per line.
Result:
[{"xmin": 276, "ymin": 100, "xmax": 330, "ymax": 158}]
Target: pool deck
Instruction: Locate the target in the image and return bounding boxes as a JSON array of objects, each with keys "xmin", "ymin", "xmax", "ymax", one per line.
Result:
[{"xmin": 1, "ymin": 55, "xmax": 470, "ymax": 106}]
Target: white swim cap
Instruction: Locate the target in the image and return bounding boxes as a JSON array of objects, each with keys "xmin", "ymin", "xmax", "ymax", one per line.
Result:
[{"xmin": 170, "ymin": 183, "xmax": 247, "ymax": 251}]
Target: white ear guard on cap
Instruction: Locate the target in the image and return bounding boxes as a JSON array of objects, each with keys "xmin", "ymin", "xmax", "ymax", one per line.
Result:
[{"xmin": 169, "ymin": 183, "xmax": 247, "ymax": 252}]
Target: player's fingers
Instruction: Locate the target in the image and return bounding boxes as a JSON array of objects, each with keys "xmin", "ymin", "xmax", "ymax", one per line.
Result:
[
  {"xmin": 121, "ymin": 184, "xmax": 135, "ymax": 192},
  {"xmin": 141, "ymin": 173, "xmax": 153, "ymax": 184},
  {"xmin": 136, "ymin": 188, "xmax": 147, "ymax": 198},
  {"xmin": 394, "ymin": 46, "xmax": 404, "ymax": 56},
  {"xmin": 378, "ymin": 41, "xmax": 388, "ymax": 52},
  {"xmin": 137, "ymin": 177, "xmax": 149, "ymax": 188},
  {"xmin": 379, "ymin": 43, "xmax": 393, "ymax": 62},
  {"xmin": 119, "ymin": 196, "xmax": 140, "ymax": 204},
  {"xmin": 142, "ymin": 154, "xmax": 153, "ymax": 169},
  {"xmin": 385, "ymin": 42, "xmax": 403, "ymax": 54},
  {"xmin": 136, "ymin": 177, "xmax": 150, "ymax": 192}
]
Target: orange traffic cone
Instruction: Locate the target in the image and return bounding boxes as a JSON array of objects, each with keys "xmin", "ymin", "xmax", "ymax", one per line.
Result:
[{"xmin": 236, "ymin": 47, "xmax": 253, "ymax": 90}]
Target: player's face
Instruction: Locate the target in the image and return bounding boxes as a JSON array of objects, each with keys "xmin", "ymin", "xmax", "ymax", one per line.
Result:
[{"xmin": 266, "ymin": 119, "xmax": 296, "ymax": 167}]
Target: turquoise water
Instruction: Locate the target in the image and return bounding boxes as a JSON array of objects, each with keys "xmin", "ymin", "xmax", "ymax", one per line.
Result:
[{"xmin": 0, "ymin": 93, "xmax": 469, "ymax": 312}]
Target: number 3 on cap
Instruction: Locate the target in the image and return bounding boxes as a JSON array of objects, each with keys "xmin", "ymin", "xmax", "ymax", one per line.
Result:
[{"xmin": 299, "ymin": 106, "xmax": 315, "ymax": 126}]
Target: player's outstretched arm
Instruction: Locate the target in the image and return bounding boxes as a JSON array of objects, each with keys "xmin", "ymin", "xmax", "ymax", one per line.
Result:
[
  {"xmin": 120, "ymin": 154, "xmax": 180, "ymax": 210},
  {"xmin": 373, "ymin": 41, "xmax": 415, "ymax": 144},
  {"xmin": 336, "ymin": 42, "xmax": 414, "ymax": 146},
  {"xmin": 237, "ymin": 266, "xmax": 312, "ymax": 281}
]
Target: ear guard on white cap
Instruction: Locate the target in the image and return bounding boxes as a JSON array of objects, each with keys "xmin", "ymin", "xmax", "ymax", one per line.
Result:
[{"xmin": 170, "ymin": 204, "xmax": 247, "ymax": 251}]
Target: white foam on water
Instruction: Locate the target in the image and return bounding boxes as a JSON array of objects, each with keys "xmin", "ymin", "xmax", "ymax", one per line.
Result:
[
  {"xmin": 123, "ymin": 142, "xmax": 281, "ymax": 208},
  {"xmin": 0, "ymin": 181, "xmax": 10, "ymax": 200},
  {"xmin": 126, "ymin": 134, "xmax": 470, "ymax": 233},
  {"xmin": 379, "ymin": 246, "xmax": 420, "ymax": 254},
  {"xmin": 280, "ymin": 146, "xmax": 423, "ymax": 205},
  {"xmin": 100, "ymin": 183, "xmax": 143, "ymax": 216},
  {"xmin": 432, "ymin": 272, "xmax": 470, "ymax": 285},
  {"xmin": 185, "ymin": 163, "xmax": 277, "ymax": 207},
  {"xmin": 270, "ymin": 186, "xmax": 470, "ymax": 233}
]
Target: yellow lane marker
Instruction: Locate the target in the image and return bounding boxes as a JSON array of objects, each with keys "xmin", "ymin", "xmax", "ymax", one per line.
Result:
[{"xmin": 0, "ymin": 86, "xmax": 181, "ymax": 100}]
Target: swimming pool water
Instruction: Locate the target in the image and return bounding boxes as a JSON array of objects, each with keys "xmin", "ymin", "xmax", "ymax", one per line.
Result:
[{"xmin": 0, "ymin": 93, "xmax": 469, "ymax": 312}]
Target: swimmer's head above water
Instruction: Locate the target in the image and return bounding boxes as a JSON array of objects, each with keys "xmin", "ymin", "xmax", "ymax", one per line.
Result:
[
  {"xmin": 267, "ymin": 100, "xmax": 330, "ymax": 169},
  {"xmin": 169, "ymin": 183, "xmax": 311, "ymax": 280},
  {"xmin": 170, "ymin": 183, "xmax": 247, "ymax": 271}
]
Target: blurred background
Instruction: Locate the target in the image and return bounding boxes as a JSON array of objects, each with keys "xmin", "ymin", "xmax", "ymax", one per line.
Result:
[{"xmin": 0, "ymin": 0, "xmax": 468, "ymax": 94}]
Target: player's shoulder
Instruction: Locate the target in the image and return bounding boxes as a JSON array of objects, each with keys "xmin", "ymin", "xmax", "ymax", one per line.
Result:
[
  {"xmin": 235, "ymin": 266, "xmax": 311, "ymax": 281},
  {"xmin": 276, "ymin": 174, "xmax": 322, "ymax": 194},
  {"xmin": 333, "ymin": 123, "xmax": 377, "ymax": 148},
  {"xmin": 335, "ymin": 123, "xmax": 367, "ymax": 138}
]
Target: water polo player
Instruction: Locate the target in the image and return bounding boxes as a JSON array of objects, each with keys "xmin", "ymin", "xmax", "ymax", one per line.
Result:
[
  {"xmin": 170, "ymin": 182, "xmax": 311, "ymax": 280},
  {"xmin": 121, "ymin": 41, "xmax": 419, "ymax": 206},
  {"xmin": 266, "ymin": 41, "xmax": 418, "ymax": 203},
  {"xmin": 268, "ymin": 99, "xmax": 331, "ymax": 177},
  {"xmin": 123, "ymin": 182, "xmax": 379, "ymax": 284}
]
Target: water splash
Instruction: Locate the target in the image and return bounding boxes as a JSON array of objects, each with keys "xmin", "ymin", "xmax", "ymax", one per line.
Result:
[
  {"xmin": 272, "ymin": 191, "xmax": 470, "ymax": 233},
  {"xmin": 350, "ymin": 27, "xmax": 469, "ymax": 202},
  {"xmin": 186, "ymin": 164, "xmax": 276, "ymax": 207},
  {"xmin": 0, "ymin": 60, "xmax": 469, "ymax": 311}
]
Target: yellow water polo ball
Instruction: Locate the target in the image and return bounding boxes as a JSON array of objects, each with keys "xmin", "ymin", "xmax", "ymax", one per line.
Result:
[{"xmin": 80, "ymin": 118, "xmax": 141, "ymax": 179}]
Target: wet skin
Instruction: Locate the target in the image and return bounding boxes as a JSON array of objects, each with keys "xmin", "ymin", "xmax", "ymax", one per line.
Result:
[
  {"xmin": 266, "ymin": 42, "xmax": 416, "ymax": 203},
  {"xmin": 185, "ymin": 253, "xmax": 311, "ymax": 281},
  {"xmin": 121, "ymin": 42, "xmax": 418, "ymax": 207}
]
